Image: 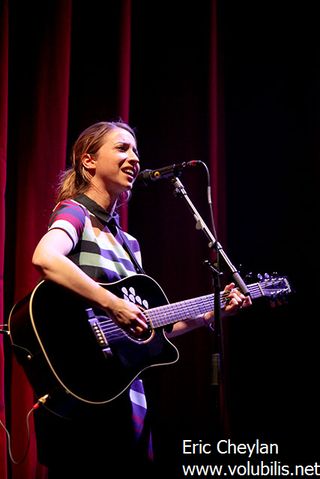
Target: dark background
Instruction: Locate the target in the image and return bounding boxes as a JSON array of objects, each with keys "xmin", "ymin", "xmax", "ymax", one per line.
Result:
[
  {"xmin": 2, "ymin": 1, "xmax": 319, "ymax": 477},
  {"xmin": 129, "ymin": 1, "xmax": 319, "ymax": 470}
]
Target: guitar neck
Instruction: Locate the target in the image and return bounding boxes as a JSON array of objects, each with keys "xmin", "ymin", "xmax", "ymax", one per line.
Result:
[{"xmin": 145, "ymin": 282, "xmax": 264, "ymax": 329}]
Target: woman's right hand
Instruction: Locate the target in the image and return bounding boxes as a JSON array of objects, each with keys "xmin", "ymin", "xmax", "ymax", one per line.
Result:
[{"xmin": 107, "ymin": 295, "xmax": 148, "ymax": 335}]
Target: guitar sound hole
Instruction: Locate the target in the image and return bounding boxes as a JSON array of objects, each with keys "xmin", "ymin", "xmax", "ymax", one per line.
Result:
[{"xmin": 127, "ymin": 326, "xmax": 153, "ymax": 343}]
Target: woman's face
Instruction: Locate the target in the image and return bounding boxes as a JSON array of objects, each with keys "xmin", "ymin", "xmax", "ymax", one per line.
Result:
[{"xmin": 86, "ymin": 127, "xmax": 141, "ymax": 196}]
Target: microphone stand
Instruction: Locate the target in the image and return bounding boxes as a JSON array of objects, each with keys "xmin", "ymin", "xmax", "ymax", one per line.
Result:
[
  {"xmin": 171, "ymin": 177, "xmax": 250, "ymax": 296},
  {"xmin": 170, "ymin": 176, "xmax": 250, "ymax": 434}
]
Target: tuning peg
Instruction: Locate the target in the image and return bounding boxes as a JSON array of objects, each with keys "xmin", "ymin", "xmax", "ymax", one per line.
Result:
[{"xmin": 257, "ymin": 273, "xmax": 271, "ymax": 281}]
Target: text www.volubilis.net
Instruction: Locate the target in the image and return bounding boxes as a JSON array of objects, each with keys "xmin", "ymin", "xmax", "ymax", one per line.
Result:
[{"xmin": 182, "ymin": 460, "xmax": 320, "ymax": 477}]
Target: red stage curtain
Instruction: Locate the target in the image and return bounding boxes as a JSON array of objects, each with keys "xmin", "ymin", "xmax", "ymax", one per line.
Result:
[
  {"xmin": 1, "ymin": 2, "xmax": 221, "ymax": 477},
  {"xmin": 4, "ymin": 1, "xmax": 72, "ymax": 478},
  {"xmin": 0, "ymin": 1, "xmax": 9, "ymax": 478},
  {"xmin": 118, "ymin": 0, "xmax": 132, "ymax": 230}
]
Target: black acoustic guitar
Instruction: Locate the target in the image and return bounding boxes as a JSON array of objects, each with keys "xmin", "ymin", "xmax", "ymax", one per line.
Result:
[{"xmin": 8, "ymin": 273, "xmax": 291, "ymax": 417}]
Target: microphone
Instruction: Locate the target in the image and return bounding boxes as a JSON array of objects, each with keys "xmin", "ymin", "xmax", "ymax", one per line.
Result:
[{"xmin": 136, "ymin": 160, "xmax": 201, "ymax": 185}]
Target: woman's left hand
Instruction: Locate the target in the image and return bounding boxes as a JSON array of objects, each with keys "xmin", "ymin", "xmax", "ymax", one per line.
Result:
[
  {"xmin": 202, "ymin": 282, "xmax": 252, "ymax": 328},
  {"xmin": 222, "ymin": 282, "xmax": 252, "ymax": 315}
]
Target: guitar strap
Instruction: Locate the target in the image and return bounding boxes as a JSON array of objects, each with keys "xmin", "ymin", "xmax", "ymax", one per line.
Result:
[
  {"xmin": 73, "ymin": 194, "xmax": 146, "ymax": 274},
  {"xmin": 117, "ymin": 228, "xmax": 146, "ymax": 275}
]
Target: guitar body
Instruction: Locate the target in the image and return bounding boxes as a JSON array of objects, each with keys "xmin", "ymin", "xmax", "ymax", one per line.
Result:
[{"xmin": 8, "ymin": 274, "xmax": 179, "ymax": 416}]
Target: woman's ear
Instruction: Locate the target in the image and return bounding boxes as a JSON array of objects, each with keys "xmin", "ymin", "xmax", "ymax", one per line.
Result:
[{"xmin": 81, "ymin": 153, "xmax": 96, "ymax": 170}]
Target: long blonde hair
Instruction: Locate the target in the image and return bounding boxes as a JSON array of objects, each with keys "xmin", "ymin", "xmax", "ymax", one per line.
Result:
[{"xmin": 56, "ymin": 121, "xmax": 137, "ymax": 204}]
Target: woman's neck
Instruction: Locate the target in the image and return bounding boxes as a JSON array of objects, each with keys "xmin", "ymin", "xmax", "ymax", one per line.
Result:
[{"xmin": 84, "ymin": 188, "xmax": 116, "ymax": 213}]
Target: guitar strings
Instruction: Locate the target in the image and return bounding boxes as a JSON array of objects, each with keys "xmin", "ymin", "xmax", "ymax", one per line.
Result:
[{"xmin": 95, "ymin": 279, "xmax": 289, "ymax": 336}]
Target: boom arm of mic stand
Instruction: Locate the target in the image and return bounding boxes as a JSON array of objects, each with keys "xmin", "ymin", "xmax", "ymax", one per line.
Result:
[{"xmin": 171, "ymin": 177, "xmax": 250, "ymax": 296}]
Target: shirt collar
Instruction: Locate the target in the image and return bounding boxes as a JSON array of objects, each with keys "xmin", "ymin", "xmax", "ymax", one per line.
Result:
[{"xmin": 74, "ymin": 194, "xmax": 120, "ymax": 227}]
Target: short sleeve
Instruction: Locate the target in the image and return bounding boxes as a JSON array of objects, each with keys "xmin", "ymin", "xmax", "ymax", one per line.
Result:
[{"xmin": 48, "ymin": 199, "xmax": 86, "ymax": 248}]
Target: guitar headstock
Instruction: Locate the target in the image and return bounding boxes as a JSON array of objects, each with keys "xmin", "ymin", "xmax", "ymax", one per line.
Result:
[{"xmin": 245, "ymin": 272, "xmax": 292, "ymax": 307}]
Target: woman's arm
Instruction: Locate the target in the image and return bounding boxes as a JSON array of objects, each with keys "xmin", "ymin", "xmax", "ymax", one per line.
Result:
[{"xmin": 32, "ymin": 229, "xmax": 148, "ymax": 333}]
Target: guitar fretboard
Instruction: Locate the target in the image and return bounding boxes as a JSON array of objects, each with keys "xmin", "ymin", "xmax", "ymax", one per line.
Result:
[{"xmin": 144, "ymin": 282, "xmax": 267, "ymax": 328}]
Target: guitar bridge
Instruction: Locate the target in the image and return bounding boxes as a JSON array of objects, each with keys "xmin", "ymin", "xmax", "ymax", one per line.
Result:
[{"xmin": 86, "ymin": 308, "xmax": 113, "ymax": 357}]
